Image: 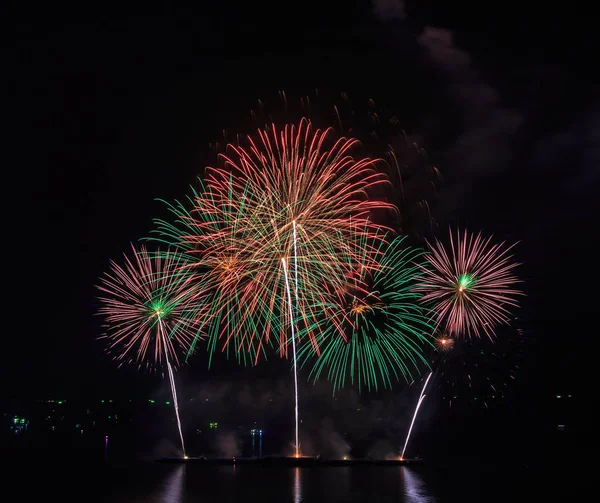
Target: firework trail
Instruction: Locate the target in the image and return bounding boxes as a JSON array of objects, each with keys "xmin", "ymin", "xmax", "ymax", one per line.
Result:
[
  {"xmin": 282, "ymin": 257, "xmax": 299, "ymax": 457},
  {"xmin": 158, "ymin": 317, "xmax": 186, "ymax": 457},
  {"xmin": 297, "ymin": 233, "xmax": 434, "ymax": 394},
  {"xmin": 416, "ymin": 228, "xmax": 523, "ymax": 339},
  {"xmin": 96, "ymin": 244, "xmax": 202, "ymax": 457},
  {"xmin": 289, "ymin": 220, "xmax": 301, "ymax": 457},
  {"xmin": 401, "ymin": 372, "xmax": 432, "ymax": 459}
]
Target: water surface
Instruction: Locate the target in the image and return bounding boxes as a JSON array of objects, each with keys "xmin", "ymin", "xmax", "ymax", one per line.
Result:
[{"xmin": 13, "ymin": 458, "xmax": 571, "ymax": 502}]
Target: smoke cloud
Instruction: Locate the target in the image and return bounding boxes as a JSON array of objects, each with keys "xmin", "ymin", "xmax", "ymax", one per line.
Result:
[
  {"xmin": 150, "ymin": 371, "xmax": 428, "ymax": 458},
  {"xmin": 213, "ymin": 430, "xmax": 242, "ymax": 458}
]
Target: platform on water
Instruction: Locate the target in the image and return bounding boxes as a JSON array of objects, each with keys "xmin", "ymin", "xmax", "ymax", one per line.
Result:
[{"xmin": 157, "ymin": 456, "xmax": 424, "ymax": 466}]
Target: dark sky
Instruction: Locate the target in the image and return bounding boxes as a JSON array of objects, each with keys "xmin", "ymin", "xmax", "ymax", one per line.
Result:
[{"xmin": 5, "ymin": 0, "xmax": 597, "ymax": 454}]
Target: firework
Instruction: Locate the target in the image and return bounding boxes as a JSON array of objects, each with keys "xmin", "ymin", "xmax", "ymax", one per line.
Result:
[
  {"xmin": 153, "ymin": 120, "xmax": 395, "ymax": 457},
  {"xmin": 97, "ymin": 244, "xmax": 201, "ymax": 367},
  {"xmin": 248, "ymin": 90, "xmax": 443, "ymax": 239},
  {"xmin": 435, "ymin": 335, "xmax": 454, "ymax": 352},
  {"xmin": 152, "ymin": 119, "xmax": 396, "ymax": 458},
  {"xmin": 97, "ymin": 244, "xmax": 202, "ymax": 457},
  {"xmin": 151, "ymin": 120, "xmax": 395, "ymax": 366},
  {"xmin": 297, "ymin": 235, "xmax": 435, "ymax": 394},
  {"xmin": 416, "ymin": 228, "xmax": 523, "ymax": 339},
  {"xmin": 208, "ymin": 119, "xmax": 396, "ymax": 349},
  {"xmin": 149, "ymin": 181, "xmax": 278, "ymax": 366}
]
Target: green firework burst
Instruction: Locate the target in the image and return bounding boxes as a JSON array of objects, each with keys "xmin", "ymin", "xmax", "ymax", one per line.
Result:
[{"xmin": 297, "ymin": 235, "xmax": 435, "ymax": 394}]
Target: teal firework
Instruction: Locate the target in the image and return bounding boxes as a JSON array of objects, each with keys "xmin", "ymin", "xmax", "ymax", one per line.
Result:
[{"xmin": 297, "ymin": 235, "xmax": 435, "ymax": 394}]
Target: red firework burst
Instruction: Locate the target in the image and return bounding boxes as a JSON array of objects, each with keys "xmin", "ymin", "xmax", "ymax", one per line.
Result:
[
  {"xmin": 155, "ymin": 119, "xmax": 396, "ymax": 363},
  {"xmin": 416, "ymin": 228, "xmax": 523, "ymax": 339},
  {"xmin": 96, "ymin": 244, "xmax": 203, "ymax": 370}
]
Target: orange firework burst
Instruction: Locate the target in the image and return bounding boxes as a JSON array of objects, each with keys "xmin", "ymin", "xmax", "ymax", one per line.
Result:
[{"xmin": 435, "ymin": 336, "xmax": 454, "ymax": 352}]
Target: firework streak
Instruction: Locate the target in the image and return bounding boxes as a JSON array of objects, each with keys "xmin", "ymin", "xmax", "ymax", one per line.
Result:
[{"xmin": 401, "ymin": 371, "xmax": 432, "ymax": 459}]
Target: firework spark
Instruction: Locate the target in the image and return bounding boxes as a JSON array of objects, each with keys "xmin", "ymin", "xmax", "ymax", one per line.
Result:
[
  {"xmin": 416, "ymin": 228, "xmax": 523, "ymax": 339},
  {"xmin": 429, "ymin": 324, "xmax": 530, "ymax": 410},
  {"xmin": 435, "ymin": 335, "xmax": 454, "ymax": 352}
]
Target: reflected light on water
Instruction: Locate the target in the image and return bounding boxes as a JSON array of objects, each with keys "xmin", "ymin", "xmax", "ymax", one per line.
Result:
[
  {"xmin": 401, "ymin": 467, "xmax": 437, "ymax": 503},
  {"xmin": 293, "ymin": 467, "xmax": 302, "ymax": 503},
  {"xmin": 160, "ymin": 465, "xmax": 186, "ymax": 503}
]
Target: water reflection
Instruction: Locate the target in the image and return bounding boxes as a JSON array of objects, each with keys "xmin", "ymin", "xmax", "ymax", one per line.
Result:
[
  {"xmin": 400, "ymin": 466, "xmax": 437, "ymax": 503},
  {"xmin": 105, "ymin": 463, "xmax": 440, "ymax": 503},
  {"xmin": 293, "ymin": 467, "xmax": 302, "ymax": 503},
  {"xmin": 160, "ymin": 465, "xmax": 186, "ymax": 503}
]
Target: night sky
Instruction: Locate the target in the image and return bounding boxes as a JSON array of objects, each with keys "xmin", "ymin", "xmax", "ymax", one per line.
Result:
[{"xmin": 5, "ymin": 1, "xmax": 596, "ymax": 457}]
